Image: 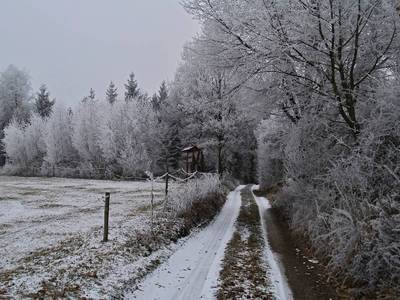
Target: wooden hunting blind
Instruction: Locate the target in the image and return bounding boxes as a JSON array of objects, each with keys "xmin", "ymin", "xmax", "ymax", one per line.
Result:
[{"xmin": 182, "ymin": 145, "xmax": 205, "ymax": 173}]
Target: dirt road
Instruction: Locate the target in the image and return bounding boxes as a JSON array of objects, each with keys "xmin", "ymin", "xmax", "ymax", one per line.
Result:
[
  {"xmin": 128, "ymin": 186, "xmax": 245, "ymax": 300},
  {"xmin": 128, "ymin": 185, "xmax": 339, "ymax": 300}
]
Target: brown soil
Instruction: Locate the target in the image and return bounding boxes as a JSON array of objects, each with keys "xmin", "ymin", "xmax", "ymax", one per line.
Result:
[{"xmin": 263, "ymin": 205, "xmax": 341, "ymax": 299}]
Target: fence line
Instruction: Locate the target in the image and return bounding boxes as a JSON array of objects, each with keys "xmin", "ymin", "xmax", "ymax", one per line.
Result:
[{"xmin": 12, "ymin": 164, "xmax": 211, "ymax": 184}]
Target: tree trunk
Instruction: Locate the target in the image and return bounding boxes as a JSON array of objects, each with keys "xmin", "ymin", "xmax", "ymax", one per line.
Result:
[{"xmin": 217, "ymin": 144, "xmax": 223, "ymax": 176}]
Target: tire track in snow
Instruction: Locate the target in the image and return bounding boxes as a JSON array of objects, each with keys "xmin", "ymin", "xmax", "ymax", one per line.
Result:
[
  {"xmin": 252, "ymin": 185, "xmax": 294, "ymax": 300},
  {"xmin": 129, "ymin": 185, "xmax": 245, "ymax": 300}
]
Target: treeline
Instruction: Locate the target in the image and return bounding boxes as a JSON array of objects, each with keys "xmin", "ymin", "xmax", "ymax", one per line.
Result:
[
  {"xmin": 0, "ymin": 66, "xmax": 174, "ymax": 178},
  {"xmin": 180, "ymin": 0, "xmax": 400, "ymax": 297},
  {"xmin": 0, "ymin": 65, "xmax": 256, "ymax": 181}
]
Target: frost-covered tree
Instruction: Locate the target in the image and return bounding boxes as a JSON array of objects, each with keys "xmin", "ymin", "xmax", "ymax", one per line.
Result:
[
  {"xmin": 173, "ymin": 40, "xmax": 256, "ymax": 176},
  {"xmin": 124, "ymin": 72, "xmax": 140, "ymax": 102},
  {"xmin": 72, "ymin": 99, "xmax": 104, "ymax": 175},
  {"xmin": 147, "ymin": 94, "xmax": 183, "ymax": 175},
  {"xmin": 89, "ymin": 88, "xmax": 96, "ymax": 100},
  {"xmin": 106, "ymin": 81, "xmax": 118, "ymax": 105},
  {"xmin": 158, "ymin": 81, "xmax": 168, "ymax": 102},
  {"xmin": 148, "ymin": 81, "xmax": 181, "ymax": 173},
  {"xmin": 151, "ymin": 93, "xmax": 159, "ymax": 111},
  {"xmin": 34, "ymin": 84, "xmax": 55, "ymax": 119},
  {"xmin": 42, "ymin": 105, "xmax": 77, "ymax": 173},
  {"xmin": 0, "ymin": 65, "xmax": 32, "ymax": 166},
  {"xmin": 183, "ymin": 0, "xmax": 400, "ymax": 133},
  {"xmin": 3, "ymin": 116, "xmax": 46, "ymax": 173},
  {"xmin": 81, "ymin": 88, "xmax": 96, "ymax": 103},
  {"xmin": 0, "ymin": 65, "xmax": 32, "ymax": 130},
  {"xmin": 181, "ymin": 0, "xmax": 400, "ymax": 295},
  {"xmin": 100, "ymin": 101, "xmax": 152, "ymax": 177},
  {"xmin": 151, "ymin": 81, "xmax": 168, "ymax": 111}
]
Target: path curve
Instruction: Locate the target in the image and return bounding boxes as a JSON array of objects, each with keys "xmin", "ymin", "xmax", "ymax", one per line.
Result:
[{"xmin": 129, "ymin": 185, "xmax": 245, "ymax": 300}]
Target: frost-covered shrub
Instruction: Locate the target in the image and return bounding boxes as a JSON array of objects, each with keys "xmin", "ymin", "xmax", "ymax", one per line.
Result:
[
  {"xmin": 260, "ymin": 83, "xmax": 400, "ymax": 294},
  {"xmin": 319, "ymin": 93, "xmax": 400, "ymax": 290},
  {"xmin": 168, "ymin": 174, "xmax": 225, "ymax": 227},
  {"xmin": 3, "ymin": 116, "xmax": 46, "ymax": 174}
]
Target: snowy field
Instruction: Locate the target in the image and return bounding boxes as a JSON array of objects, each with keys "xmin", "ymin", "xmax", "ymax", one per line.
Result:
[{"xmin": 0, "ymin": 175, "xmax": 178, "ymax": 298}]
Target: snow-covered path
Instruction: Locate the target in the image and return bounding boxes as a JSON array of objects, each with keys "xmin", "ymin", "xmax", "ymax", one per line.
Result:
[{"xmin": 128, "ymin": 186, "xmax": 244, "ymax": 300}]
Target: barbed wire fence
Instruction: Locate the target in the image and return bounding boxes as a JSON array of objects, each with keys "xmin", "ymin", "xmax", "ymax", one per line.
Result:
[{"xmin": 6, "ymin": 163, "xmax": 215, "ymax": 242}]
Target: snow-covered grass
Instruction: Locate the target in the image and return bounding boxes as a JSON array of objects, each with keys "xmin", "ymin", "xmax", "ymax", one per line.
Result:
[
  {"xmin": 167, "ymin": 174, "xmax": 225, "ymax": 228},
  {"xmin": 0, "ymin": 176, "xmax": 180, "ymax": 299}
]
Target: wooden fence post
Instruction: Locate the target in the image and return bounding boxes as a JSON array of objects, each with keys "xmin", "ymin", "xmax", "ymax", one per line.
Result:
[
  {"xmin": 145, "ymin": 171, "xmax": 155, "ymax": 236},
  {"xmin": 103, "ymin": 192, "xmax": 110, "ymax": 242},
  {"xmin": 163, "ymin": 172, "xmax": 169, "ymax": 212},
  {"xmin": 165, "ymin": 172, "xmax": 169, "ymax": 197},
  {"xmin": 150, "ymin": 176, "xmax": 155, "ymax": 236}
]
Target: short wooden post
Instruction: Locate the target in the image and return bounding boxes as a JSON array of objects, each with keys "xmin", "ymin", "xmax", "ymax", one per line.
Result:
[
  {"xmin": 103, "ymin": 192, "xmax": 110, "ymax": 242},
  {"xmin": 145, "ymin": 171, "xmax": 155, "ymax": 237},
  {"xmin": 186, "ymin": 152, "xmax": 189, "ymax": 173},
  {"xmin": 165, "ymin": 172, "xmax": 169, "ymax": 197},
  {"xmin": 150, "ymin": 177, "xmax": 154, "ymax": 236},
  {"xmin": 163, "ymin": 172, "xmax": 169, "ymax": 211}
]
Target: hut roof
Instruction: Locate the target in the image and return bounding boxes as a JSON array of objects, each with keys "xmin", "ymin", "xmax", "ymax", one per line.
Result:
[{"xmin": 182, "ymin": 145, "xmax": 201, "ymax": 153}]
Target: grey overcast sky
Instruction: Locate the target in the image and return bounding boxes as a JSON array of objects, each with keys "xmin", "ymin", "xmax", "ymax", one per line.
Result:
[{"xmin": 0, "ymin": 0, "xmax": 199, "ymax": 105}]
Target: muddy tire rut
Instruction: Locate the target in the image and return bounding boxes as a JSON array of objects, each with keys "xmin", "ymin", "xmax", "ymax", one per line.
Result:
[{"xmin": 217, "ymin": 186, "xmax": 273, "ymax": 300}]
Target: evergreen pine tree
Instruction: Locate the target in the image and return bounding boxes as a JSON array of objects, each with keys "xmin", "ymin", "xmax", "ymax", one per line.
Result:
[
  {"xmin": 152, "ymin": 81, "xmax": 168, "ymax": 111},
  {"xmin": 82, "ymin": 88, "xmax": 96, "ymax": 103},
  {"xmin": 124, "ymin": 72, "xmax": 139, "ymax": 102},
  {"xmin": 158, "ymin": 81, "xmax": 168, "ymax": 103},
  {"xmin": 151, "ymin": 93, "xmax": 159, "ymax": 111},
  {"xmin": 154, "ymin": 102, "xmax": 183, "ymax": 173},
  {"xmin": 89, "ymin": 88, "xmax": 96, "ymax": 100},
  {"xmin": 106, "ymin": 81, "xmax": 118, "ymax": 105},
  {"xmin": 34, "ymin": 84, "xmax": 55, "ymax": 119},
  {"xmin": 163, "ymin": 121, "xmax": 182, "ymax": 171}
]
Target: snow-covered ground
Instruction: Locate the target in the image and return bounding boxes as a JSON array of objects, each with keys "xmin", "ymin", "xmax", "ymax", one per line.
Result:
[
  {"xmin": 127, "ymin": 185, "xmax": 295, "ymax": 300},
  {"xmin": 0, "ymin": 178, "xmax": 295, "ymax": 299},
  {"xmin": 127, "ymin": 185, "xmax": 245, "ymax": 300},
  {"xmin": 0, "ymin": 176, "xmax": 167, "ymax": 269},
  {"xmin": 0, "ymin": 175, "xmax": 177, "ymax": 298}
]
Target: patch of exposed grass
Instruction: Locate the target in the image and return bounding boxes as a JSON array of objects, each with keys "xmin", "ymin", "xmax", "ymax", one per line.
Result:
[
  {"xmin": 0, "ymin": 223, "xmax": 12, "ymax": 229},
  {"xmin": 0, "ymin": 235, "xmax": 86, "ymax": 292},
  {"xmin": 37, "ymin": 203, "xmax": 68, "ymax": 209},
  {"xmin": 217, "ymin": 186, "xmax": 273, "ymax": 300},
  {"xmin": 136, "ymin": 201, "xmax": 164, "ymax": 213},
  {"xmin": 18, "ymin": 189, "xmax": 42, "ymax": 196},
  {"xmin": 24, "ymin": 281, "xmax": 81, "ymax": 300},
  {"xmin": 0, "ymin": 196, "xmax": 18, "ymax": 201}
]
